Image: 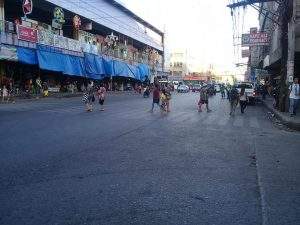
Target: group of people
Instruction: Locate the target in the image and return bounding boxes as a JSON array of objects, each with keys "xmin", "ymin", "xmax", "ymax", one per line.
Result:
[
  {"xmin": 196, "ymin": 84, "xmax": 249, "ymax": 116},
  {"xmin": 82, "ymin": 81, "xmax": 107, "ymax": 112},
  {"xmin": 228, "ymin": 86, "xmax": 249, "ymax": 116},
  {"xmin": 150, "ymin": 84, "xmax": 172, "ymax": 113}
]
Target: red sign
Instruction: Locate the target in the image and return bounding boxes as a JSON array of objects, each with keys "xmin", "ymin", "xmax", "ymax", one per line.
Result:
[
  {"xmin": 17, "ymin": 25, "xmax": 37, "ymax": 43},
  {"xmin": 23, "ymin": 0, "xmax": 33, "ymax": 15}
]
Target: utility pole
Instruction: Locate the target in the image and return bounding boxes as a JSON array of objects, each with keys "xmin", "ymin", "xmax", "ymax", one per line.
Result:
[{"xmin": 227, "ymin": 0, "xmax": 294, "ymax": 112}]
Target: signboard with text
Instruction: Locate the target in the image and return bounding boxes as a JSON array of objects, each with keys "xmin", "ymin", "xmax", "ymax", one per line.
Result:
[
  {"xmin": 242, "ymin": 32, "xmax": 269, "ymax": 46},
  {"xmin": 17, "ymin": 25, "xmax": 37, "ymax": 43}
]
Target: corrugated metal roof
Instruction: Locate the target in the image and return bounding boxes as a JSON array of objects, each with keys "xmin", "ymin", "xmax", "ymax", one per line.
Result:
[{"xmin": 45, "ymin": 0, "xmax": 163, "ymax": 51}]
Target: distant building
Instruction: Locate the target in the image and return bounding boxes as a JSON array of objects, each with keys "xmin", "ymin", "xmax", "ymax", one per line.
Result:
[{"xmin": 168, "ymin": 51, "xmax": 189, "ymax": 78}]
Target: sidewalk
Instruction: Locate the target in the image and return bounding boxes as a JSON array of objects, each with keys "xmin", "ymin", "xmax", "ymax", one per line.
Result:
[
  {"xmin": 261, "ymin": 96, "xmax": 300, "ymax": 131},
  {"xmin": 0, "ymin": 91, "xmax": 141, "ymax": 104}
]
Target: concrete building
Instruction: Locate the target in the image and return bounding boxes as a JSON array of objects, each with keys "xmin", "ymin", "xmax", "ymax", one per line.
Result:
[
  {"xmin": 0, "ymin": 0, "xmax": 164, "ymax": 92},
  {"xmin": 258, "ymin": 0, "xmax": 300, "ymax": 81},
  {"xmin": 168, "ymin": 51, "xmax": 189, "ymax": 78}
]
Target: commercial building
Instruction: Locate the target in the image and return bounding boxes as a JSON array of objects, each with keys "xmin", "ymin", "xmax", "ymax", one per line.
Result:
[
  {"xmin": 257, "ymin": 1, "xmax": 300, "ymax": 82},
  {"xmin": 0, "ymin": 0, "xmax": 164, "ymax": 93},
  {"xmin": 168, "ymin": 51, "xmax": 189, "ymax": 78}
]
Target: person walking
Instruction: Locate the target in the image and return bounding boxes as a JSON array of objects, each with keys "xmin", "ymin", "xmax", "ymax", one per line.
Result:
[
  {"xmin": 239, "ymin": 87, "xmax": 248, "ymax": 114},
  {"xmin": 165, "ymin": 84, "xmax": 172, "ymax": 112},
  {"xmin": 220, "ymin": 85, "xmax": 226, "ymax": 99},
  {"xmin": 150, "ymin": 84, "xmax": 160, "ymax": 112},
  {"xmin": 1, "ymin": 85, "xmax": 8, "ymax": 103},
  {"xmin": 97, "ymin": 84, "xmax": 106, "ymax": 111},
  {"xmin": 198, "ymin": 86, "xmax": 211, "ymax": 112},
  {"xmin": 83, "ymin": 81, "xmax": 95, "ymax": 112},
  {"xmin": 289, "ymin": 77, "xmax": 300, "ymax": 117},
  {"xmin": 229, "ymin": 85, "xmax": 239, "ymax": 116}
]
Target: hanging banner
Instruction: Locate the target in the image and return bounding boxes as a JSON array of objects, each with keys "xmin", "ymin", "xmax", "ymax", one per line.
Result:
[
  {"xmin": 17, "ymin": 25, "xmax": 37, "ymax": 43},
  {"xmin": 23, "ymin": 0, "xmax": 33, "ymax": 16}
]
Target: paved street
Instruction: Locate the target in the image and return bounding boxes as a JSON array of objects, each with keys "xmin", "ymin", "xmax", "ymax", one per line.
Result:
[{"xmin": 0, "ymin": 93, "xmax": 299, "ymax": 225}]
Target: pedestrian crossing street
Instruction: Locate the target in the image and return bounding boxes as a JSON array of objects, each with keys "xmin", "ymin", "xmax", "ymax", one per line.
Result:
[{"xmin": 0, "ymin": 96, "xmax": 267, "ymax": 130}]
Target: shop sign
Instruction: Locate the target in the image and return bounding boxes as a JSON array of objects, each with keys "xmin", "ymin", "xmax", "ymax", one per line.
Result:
[
  {"xmin": 0, "ymin": 45, "xmax": 18, "ymax": 61},
  {"xmin": 23, "ymin": 0, "xmax": 33, "ymax": 16},
  {"xmin": 249, "ymin": 32, "xmax": 269, "ymax": 46},
  {"xmin": 242, "ymin": 32, "xmax": 269, "ymax": 46},
  {"xmin": 17, "ymin": 25, "xmax": 37, "ymax": 43},
  {"xmin": 38, "ymin": 29, "xmax": 54, "ymax": 46},
  {"xmin": 242, "ymin": 49, "xmax": 250, "ymax": 58},
  {"xmin": 53, "ymin": 34, "xmax": 68, "ymax": 49}
]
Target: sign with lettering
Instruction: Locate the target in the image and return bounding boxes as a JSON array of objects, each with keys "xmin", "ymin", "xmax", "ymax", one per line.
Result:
[{"xmin": 17, "ymin": 25, "xmax": 37, "ymax": 43}]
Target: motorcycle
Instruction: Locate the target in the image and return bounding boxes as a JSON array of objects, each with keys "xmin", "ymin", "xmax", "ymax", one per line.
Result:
[{"xmin": 143, "ymin": 88, "xmax": 150, "ymax": 98}]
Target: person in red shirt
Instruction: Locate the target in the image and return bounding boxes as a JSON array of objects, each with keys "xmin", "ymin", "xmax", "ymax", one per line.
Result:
[{"xmin": 150, "ymin": 84, "xmax": 160, "ymax": 112}]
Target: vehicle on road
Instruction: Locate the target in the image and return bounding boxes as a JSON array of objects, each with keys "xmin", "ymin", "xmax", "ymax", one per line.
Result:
[
  {"xmin": 191, "ymin": 84, "xmax": 202, "ymax": 92},
  {"xmin": 177, "ymin": 84, "xmax": 190, "ymax": 93},
  {"xmin": 214, "ymin": 84, "xmax": 221, "ymax": 93},
  {"xmin": 235, "ymin": 82, "xmax": 258, "ymax": 104}
]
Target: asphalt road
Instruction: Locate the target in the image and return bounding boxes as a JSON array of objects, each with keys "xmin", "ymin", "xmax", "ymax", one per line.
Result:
[{"xmin": 0, "ymin": 93, "xmax": 299, "ymax": 225}]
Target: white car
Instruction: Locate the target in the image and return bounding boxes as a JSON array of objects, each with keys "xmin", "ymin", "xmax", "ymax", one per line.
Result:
[{"xmin": 177, "ymin": 84, "xmax": 190, "ymax": 93}]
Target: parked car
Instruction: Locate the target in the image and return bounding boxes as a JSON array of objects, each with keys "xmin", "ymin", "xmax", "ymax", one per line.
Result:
[
  {"xmin": 235, "ymin": 82, "xmax": 257, "ymax": 104},
  {"xmin": 177, "ymin": 84, "xmax": 190, "ymax": 93},
  {"xmin": 191, "ymin": 84, "xmax": 202, "ymax": 92}
]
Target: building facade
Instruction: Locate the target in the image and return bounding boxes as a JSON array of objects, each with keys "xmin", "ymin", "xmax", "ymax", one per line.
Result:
[
  {"xmin": 0, "ymin": 0, "xmax": 164, "ymax": 93},
  {"xmin": 168, "ymin": 51, "xmax": 188, "ymax": 78}
]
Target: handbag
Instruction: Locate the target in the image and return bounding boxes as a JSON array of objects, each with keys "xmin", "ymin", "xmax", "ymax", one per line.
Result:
[{"xmin": 82, "ymin": 93, "xmax": 88, "ymax": 102}]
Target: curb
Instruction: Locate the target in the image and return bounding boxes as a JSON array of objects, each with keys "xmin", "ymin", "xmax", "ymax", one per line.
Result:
[
  {"xmin": 261, "ymin": 100, "xmax": 300, "ymax": 131},
  {"xmin": 0, "ymin": 91, "xmax": 141, "ymax": 105}
]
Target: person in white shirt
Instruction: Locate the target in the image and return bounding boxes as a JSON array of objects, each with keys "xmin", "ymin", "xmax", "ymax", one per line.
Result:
[
  {"xmin": 239, "ymin": 87, "xmax": 248, "ymax": 114},
  {"xmin": 289, "ymin": 77, "xmax": 300, "ymax": 116}
]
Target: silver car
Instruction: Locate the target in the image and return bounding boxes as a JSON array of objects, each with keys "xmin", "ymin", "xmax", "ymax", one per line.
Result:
[{"xmin": 177, "ymin": 84, "xmax": 190, "ymax": 93}]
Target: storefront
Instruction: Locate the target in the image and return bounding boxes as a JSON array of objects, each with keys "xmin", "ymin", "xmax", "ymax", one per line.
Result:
[{"xmin": 0, "ymin": 0, "xmax": 163, "ymax": 95}]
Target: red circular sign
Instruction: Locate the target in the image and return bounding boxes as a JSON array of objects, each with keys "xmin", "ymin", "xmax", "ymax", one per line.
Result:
[{"xmin": 23, "ymin": 0, "xmax": 33, "ymax": 15}]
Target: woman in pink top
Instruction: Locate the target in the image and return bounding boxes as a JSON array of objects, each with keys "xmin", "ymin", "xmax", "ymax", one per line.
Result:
[{"xmin": 97, "ymin": 84, "xmax": 106, "ymax": 111}]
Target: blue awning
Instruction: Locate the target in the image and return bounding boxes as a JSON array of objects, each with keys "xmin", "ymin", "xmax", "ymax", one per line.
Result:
[
  {"xmin": 138, "ymin": 64, "xmax": 150, "ymax": 81},
  {"xmin": 84, "ymin": 53, "xmax": 106, "ymax": 80},
  {"xmin": 36, "ymin": 45, "xmax": 86, "ymax": 77},
  {"xmin": 113, "ymin": 60, "xmax": 135, "ymax": 79},
  {"xmin": 103, "ymin": 57, "xmax": 114, "ymax": 76},
  {"xmin": 17, "ymin": 47, "xmax": 38, "ymax": 65}
]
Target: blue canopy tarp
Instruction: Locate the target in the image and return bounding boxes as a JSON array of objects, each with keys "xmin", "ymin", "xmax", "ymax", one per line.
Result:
[
  {"xmin": 36, "ymin": 45, "xmax": 86, "ymax": 77},
  {"xmin": 138, "ymin": 64, "xmax": 150, "ymax": 81},
  {"xmin": 84, "ymin": 53, "xmax": 106, "ymax": 80},
  {"xmin": 17, "ymin": 47, "xmax": 38, "ymax": 65},
  {"xmin": 113, "ymin": 60, "xmax": 135, "ymax": 79}
]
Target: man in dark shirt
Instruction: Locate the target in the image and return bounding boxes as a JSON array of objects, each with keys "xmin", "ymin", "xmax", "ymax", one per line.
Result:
[{"xmin": 150, "ymin": 84, "xmax": 160, "ymax": 112}]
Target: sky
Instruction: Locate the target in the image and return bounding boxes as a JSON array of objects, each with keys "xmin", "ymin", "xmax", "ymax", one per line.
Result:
[{"xmin": 121, "ymin": 0, "xmax": 259, "ymax": 75}]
